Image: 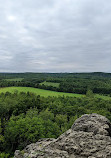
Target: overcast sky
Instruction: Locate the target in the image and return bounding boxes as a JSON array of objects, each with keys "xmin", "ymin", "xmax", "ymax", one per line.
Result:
[{"xmin": 0, "ymin": 0, "xmax": 111, "ymax": 72}]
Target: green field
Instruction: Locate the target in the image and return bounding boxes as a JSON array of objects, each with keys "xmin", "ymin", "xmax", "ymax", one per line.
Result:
[
  {"xmin": 40, "ymin": 81, "xmax": 60, "ymax": 88},
  {"xmin": 0, "ymin": 87, "xmax": 111, "ymax": 100},
  {"xmin": 0, "ymin": 87, "xmax": 84, "ymax": 98},
  {"xmin": 4, "ymin": 78, "xmax": 24, "ymax": 81}
]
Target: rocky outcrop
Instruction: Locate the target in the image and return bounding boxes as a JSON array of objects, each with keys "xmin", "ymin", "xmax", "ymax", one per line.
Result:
[{"xmin": 14, "ymin": 114, "xmax": 111, "ymax": 158}]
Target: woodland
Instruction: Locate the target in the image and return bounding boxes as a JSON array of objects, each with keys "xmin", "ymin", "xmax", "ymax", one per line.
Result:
[{"xmin": 0, "ymin": 72, "xmax": 111, "ymax": 157}]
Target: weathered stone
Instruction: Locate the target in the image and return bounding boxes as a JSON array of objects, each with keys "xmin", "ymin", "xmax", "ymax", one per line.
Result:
[
  {"xmin": 14, "ymin": 114, "xmax": 111, "ymax": 158},
  {"xmin": 14, "ymin": 150, "xmax": 23, "ymax": 158}
]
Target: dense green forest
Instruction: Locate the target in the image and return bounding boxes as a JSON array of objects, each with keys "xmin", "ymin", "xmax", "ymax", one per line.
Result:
[{"xmin": 0, "ymin": 72, "xmax": 111, "ymax": 157}]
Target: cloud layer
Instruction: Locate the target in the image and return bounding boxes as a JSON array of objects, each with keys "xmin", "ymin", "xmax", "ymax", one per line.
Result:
[{"xmin": 0, "ymin": 0, "xmax": 111, "ymax": 72}]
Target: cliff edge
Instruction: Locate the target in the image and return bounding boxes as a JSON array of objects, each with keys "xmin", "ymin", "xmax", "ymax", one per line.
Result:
[{"xmin": 14, "ymin": 114, "xmax": 111, "ymax": 158}]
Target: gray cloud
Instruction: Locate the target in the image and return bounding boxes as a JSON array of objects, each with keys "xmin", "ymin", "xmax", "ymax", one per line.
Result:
[{"xmin": 0, "ymin": 0, "xmax": 111, "ymax": 72}]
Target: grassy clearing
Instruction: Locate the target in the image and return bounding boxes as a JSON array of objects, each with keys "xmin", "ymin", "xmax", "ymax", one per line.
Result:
[
  {"xmin": 40, "ymin": 81, "xmax": 60, "ymax": 88},
  {"xmin": 0, "ymin": 87, "xmax": 84, "ymax": 98},
  {"xmin": 0, "ymin": 87, "xmax": 111, "ymax": 100},
  {"xmin": 4, "ymin": 78, "xmax": 24, "ymax": 81}
]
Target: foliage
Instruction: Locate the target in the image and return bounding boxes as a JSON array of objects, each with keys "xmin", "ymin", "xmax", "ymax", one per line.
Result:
[
  {"xmin": 0, "ymin": 72, "xmax": 111, "ymax": 157},
  {"xmin": 0, "ymin": 153, "xmax": 10, "ymax": 158},
  {"xmin": 86, "ymin": 89, "xmax": 94, "ymax": 98},
  {"xmin": 4, "ymin": 112, "xmax": 45, "ymax": 151}
]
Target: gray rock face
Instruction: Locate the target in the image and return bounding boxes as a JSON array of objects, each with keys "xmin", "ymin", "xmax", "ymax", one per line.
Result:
[{"xmin": 14, "ymin": 114, "xmax": 111, "ymax": 158}]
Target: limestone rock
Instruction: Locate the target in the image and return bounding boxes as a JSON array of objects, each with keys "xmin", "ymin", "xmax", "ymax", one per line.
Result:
[{"xmin": 14, "ymin": 114, "xmax": 111, "ymax": 158}]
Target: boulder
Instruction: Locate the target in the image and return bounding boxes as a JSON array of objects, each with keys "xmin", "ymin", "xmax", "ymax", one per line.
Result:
[{"xmin": 14, "ymin": 114, "xmax": 111, "ymax": 158}]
